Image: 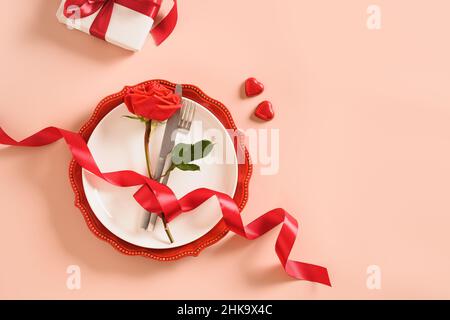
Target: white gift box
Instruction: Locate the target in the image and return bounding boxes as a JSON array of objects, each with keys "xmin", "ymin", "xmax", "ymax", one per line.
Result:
[{"xmin": 56, "ymin": 0, "xmax": 155, "ymax": 51}]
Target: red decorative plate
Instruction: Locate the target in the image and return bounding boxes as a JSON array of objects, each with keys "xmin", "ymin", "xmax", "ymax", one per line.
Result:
[{"xmin": 69, "ymin": 80, "xmax": 252, "ymax": 260}]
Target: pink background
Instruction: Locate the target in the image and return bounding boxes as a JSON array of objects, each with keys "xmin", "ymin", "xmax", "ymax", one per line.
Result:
[{"xmin": 1, "ymin": 0, "xmax": 450, "ymax": 299}]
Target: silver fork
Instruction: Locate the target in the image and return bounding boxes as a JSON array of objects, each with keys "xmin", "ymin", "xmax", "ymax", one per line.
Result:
[
  {"xmin": 178, "ymin": 100, "xmax": 196, "ymax": 131},
  {"xmin": 159, "ymin": 99, "xmax": 196, "ymax": 186},
  {"xmin": 146, "ymin": 99, "xmax": 196, "ymax": 230}
]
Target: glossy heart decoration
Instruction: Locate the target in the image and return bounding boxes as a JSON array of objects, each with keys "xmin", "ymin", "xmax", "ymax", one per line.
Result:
[
  {"xmin": 245, "ymin": 77, "xmax": 264, "ymax": 97},
  {"xmin": 255, "ymin": 101, "xmax": 274, "ymax": 121}
]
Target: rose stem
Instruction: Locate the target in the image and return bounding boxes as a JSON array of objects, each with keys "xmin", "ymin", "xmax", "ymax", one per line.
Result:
[{"xmin": 144, "ymin": 120, "xmax": 174, "ymax": 244}]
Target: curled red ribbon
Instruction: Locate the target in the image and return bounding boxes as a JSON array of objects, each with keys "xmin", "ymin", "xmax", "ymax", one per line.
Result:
[
  {"xmin": 0, "ymin": 126, "xmax": 331, "ymax": 286},
  {"xmin": 64, "ymin": 0, "xmax": 178, "ymax": 45}
]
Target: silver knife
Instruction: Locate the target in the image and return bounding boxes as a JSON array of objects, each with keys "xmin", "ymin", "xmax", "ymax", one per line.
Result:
[{"xmin": 145, "ymin": 84, "xmax": 183, "ymax": 230}]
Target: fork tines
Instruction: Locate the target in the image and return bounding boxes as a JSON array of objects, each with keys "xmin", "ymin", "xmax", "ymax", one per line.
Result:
[{"xmin": 178, "ymin": 100, "xmax": 196, "ymax": 131}]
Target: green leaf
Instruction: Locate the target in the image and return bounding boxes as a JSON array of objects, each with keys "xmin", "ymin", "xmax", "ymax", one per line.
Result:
[
  {"xmin": 171, "ymin": 139, "xmax": 214, "ymax": 165},
  {"xmin": 171, "ymin": 143, "xmax": 189, "ymax": 164},
  {"xmin": 161, "ymin": 162, "xmax": 200, "ymax": 176},
  {"xmin": 122, "ymin": 115, "xmax": 148, "ymax": 123},
  {"xmin": 174, "ymin": 163, "xmax": 200, "ymax": 171},
  {"xmin": 194, "ymin": 140, "xmax": 214, "ymax": 160},
  {"xmin": 123, "ymin": 115, "xmax": 140, "ymax": 120}
]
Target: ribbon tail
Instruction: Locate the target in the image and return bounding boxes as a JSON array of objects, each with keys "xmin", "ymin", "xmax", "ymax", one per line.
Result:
[
  {"xmin": 276, "ymin": 211, "xmax": 331, "ymax": 286},
  {"xmin": 169, "ymin": 188, "xmax": 332, "ymax": 286},
  {"xmin": 285, "ymin": 261, "xmax": 331, "ymax": 286},
  {"xmin": 0, "ymin": 127, "xmax": 64, "ymax": 147},
  {"xmin": 150, "ymin": 0, "xmax": 178, "ymax": 45},
  {"xmin": 239, "ymin": 207, "xmax": 332, "ymax": 286},
  {"xmin": 0, "ymin": 126, "xmax": 171, "ymax": 216}
]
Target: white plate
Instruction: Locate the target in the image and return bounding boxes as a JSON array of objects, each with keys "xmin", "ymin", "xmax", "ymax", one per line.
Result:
[{"xmin": 82, "ymin": 98, "xmax": 238, "ymax": 249}]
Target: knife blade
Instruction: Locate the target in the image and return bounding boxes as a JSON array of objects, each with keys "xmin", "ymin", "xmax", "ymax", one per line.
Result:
[{"xmin": 146, "ymin": 84, "xmax": 183, "ymax": 230}]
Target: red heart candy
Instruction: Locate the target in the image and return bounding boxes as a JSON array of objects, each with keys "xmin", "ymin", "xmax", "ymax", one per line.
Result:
[
  {"xmin": 245, "ymin": 77, "xmax": 264, "ymax": 97},
  {"xmin": 255, "ymin": 100, "xmax": 274, "ymax": 121}
]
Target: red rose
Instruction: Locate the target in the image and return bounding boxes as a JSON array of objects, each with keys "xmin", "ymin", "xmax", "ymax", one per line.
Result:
[{"xmin": 124, "ymin": 82, "xmax": 181, "ymax": 121}]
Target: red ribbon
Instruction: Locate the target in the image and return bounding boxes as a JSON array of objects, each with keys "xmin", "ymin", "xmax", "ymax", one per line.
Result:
[
  {"xmin": 0, "ymin": 126, "xmax": 331, "ymax": 286},
  {"xmin": 64, "ymin": 0, "xmax": 178, "ymax": 45}
]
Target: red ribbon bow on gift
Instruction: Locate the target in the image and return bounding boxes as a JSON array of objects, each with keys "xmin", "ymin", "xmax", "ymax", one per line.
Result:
[{"xmin": 63, "ymin": 0, "xmax": 178, "ymax": 45}]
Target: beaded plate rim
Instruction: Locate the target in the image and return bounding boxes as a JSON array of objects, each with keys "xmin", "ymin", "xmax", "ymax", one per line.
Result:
[{"xmin": 68, "ymin": 80, "xmax": 253, "ymax": 260}]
